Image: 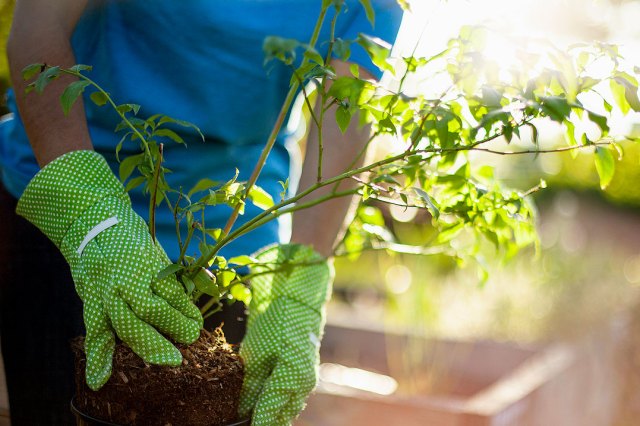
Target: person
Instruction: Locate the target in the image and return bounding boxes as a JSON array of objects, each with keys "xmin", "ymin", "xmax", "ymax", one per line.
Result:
[{"xmin": 0, "ymin": 0, "xmax": 403, "ymax": 424}]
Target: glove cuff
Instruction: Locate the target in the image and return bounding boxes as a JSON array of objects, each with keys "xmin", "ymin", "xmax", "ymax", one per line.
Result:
[
  {"xmin": 251, "ymin": 243, "xmax": 334, "ymax": 312},
  {"xmin": 16, "ymin": 150, "xmax": 126, "ymax": 247}
]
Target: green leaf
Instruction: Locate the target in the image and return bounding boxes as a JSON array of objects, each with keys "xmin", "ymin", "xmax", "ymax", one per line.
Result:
[
  {"xmin": 279, "ymin": 178, "xmax": 289, "ymax": 201},
  {"xmin": 217, "ymin": 270, "xmax": 237, "ymax": 287},
  {"xmin": 116, "ymin": 103, "xmax": 141, "ymax": 115},
  {"xmin": 528, "ymin": 123, "xmax": 539, "ymax": 145},
  {"xmin": 181, "ymin": 276, "xmax": 196, "ymax": 295},
  {"xmin": 69, "ymin": 64, "xmax": 93, "ymax": 73},
  {"xmin": 115, "ymin": 132, "xmax": 133, "ymax": 161},
  {"xmin": 413, "ymin": 188, "xmax": 440, "ymax": 219},
  {"xmin": 357, "ymin": 34, "xmax": 393, "ymax": 73},
  {"xmin": 335, "ymin": 105, "xmax": 352, "ymax": 134},
  {"xmin": 359, "ymin": 206, "xmax": 385, "ymax": 226},
  {"xmin": 540, "ymin": 96, "xmax": 571, "ymax": 122},
  {"xmin": 90, "ymin": 91, "xmax": 109, "ymax": 107},
  {"xmin": 358, "ymin": 0, "xmax": 375, "ymax": 26},
  {"xmin": 362, "ymin": 185, "xmax": 372, "ymax": 201},
  {"xmin": 564, "ymin": 121, "xmax": 578, "ymax": 148},
  {"xmin": 206, "ymin": 228, "xmax": 223, "ymax": 242},
  {"xmin": 503, "ymin": 125, "xmax": 513, "ymax": 143},
  {"xmin": 594, "ymin": 146, "xmax": 615, "ymax": 189},
  {"xmin": 248, "ymin": 186, "xmax": 274, "ymax": 210},
  {"xmin": 299, "ymin": 65, "xmax": 336, "ymax": 82},
  {"xmin": 157, "ymin": 264, "xmax": 183, "ymax": 281},
  {"xmin": 22, "ymin": 63, "xmax": 44, "ymax": 81},
  {"xmin": 60, "ymin": 80, "xmax": 90, "ymax": 116},
  {"xmin": 193, "ymin": 268, "xmax": 219, "ymax": 297},
  {"xmin": 124, "ymin": 176, "xmax": 146, "ymax": 192},
  {"xmin": 119, "ymin": 153, "xmax": 145, "ymax": 182},
  {"xmin": 154, "ymin": 128, "xmax": 185, "ymax": 145},
  {"xmin": 613, "ymin": 76, "xmax": 640, "ymax": 112},
  {"xmin": 437, "ymin": 222, "xmax": 464, "ymax": 243},
  {"xmin": 188, "ymin": 178, "xmax": 220, "ymax": 197},
  {"xmin": 263, "ymin": 36, "xmax": 300, "ymax": 66},
  {"xmin": 404, "ymin": 56, "xmax": 427, "ymax": 73},
  {"xmin": 328, "ymin": 76, "xmax": 366, "ymax": 102},
  {"xmin": 230, "ymin": 284, "xmax": 252, "ymax": 304},
  {"xmin": 228, "ymin": 255, "xmax": 258, "ymax": 266},
  {"xmin": 334, "ymin": 39, "xmax": 352, "ymax": 62},
  {"xmin": 587, "ymin": 111, "xmax": 609, "ymax": 135},
  {"xmin": 34, "ymin": 66, "xmax": 60, "ymax": 93},
  {"xmin": 157, "ymin": 116, "xmax": 204, "ymax": 141},
  {"xmin": 209, "ymin": 256, "xmax": 228, "ymax": 269},
  {"xmin": 396, "ymin": 0, "xmax": 411, "ymax": 11},
  {"xmin": 349, "ymin": 63, "xmax": 360, "ymax": 78},
  {"xmin": 481, "ymin": 85, "xmax": 502, "ymax": 107},
  {"xmin": 303, "ymin": 48, "xmax": 324, "ymax": 66},
  {"xmin": 610, "ymin": 78, "xmax": 630, "ymax": 114}
]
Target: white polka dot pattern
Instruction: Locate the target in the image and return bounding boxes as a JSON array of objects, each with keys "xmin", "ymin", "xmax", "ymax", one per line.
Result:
[
  {"xmin": 239, "ymin": 244, "xmax": 333, "ymax": 425},
  {"xmin": 16, "ymin": 150, "xmax": 203, "ymax": 390}
]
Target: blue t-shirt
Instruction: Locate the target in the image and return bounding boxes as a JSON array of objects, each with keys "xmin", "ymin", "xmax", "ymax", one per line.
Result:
[{"xmin": 0, "ymin": 0, "xmax": 402, "ymax": 260}]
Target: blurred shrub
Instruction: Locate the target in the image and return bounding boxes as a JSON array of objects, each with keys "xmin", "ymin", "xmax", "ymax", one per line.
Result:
[{"xmin": 333, "ymin": 192, "xmax": 640, "ymax": 342}]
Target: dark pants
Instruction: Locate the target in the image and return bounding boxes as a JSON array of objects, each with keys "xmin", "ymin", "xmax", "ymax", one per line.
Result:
[
  {"xmin": 0, "ymin": 184, "xmax": 84, "ymax": 425},
  {"xmin": 0, "ymin": 184, "xmax": 246, "ymax": 425}
]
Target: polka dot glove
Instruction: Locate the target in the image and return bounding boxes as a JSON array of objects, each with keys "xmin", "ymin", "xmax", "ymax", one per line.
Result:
[
  {"xmin": 16, "ymin": 150, "xmax": 203, "ymax": 390},
  {"xmin": 239, "ymin": 244, "xmax": 333, "ymax": 425}
]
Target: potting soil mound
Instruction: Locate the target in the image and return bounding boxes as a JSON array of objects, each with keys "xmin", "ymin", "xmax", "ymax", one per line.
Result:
[{"xmin": 72, "ymin": 328, "xmax": 244, "ymax": 425}]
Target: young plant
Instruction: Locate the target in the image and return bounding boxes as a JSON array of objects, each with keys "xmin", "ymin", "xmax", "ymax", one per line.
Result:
[{"xmin": 21, "ymin": 0, "xmax": 640, "ymax": 318}]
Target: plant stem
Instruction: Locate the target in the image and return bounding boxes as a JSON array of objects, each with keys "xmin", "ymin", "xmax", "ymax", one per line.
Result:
[
  {"xmin": 201, "ymin": 139, "xmax": 616, "ymax": 269},
  {"xmin": 199, "ymin": 295, "xmax": 221, "ymax": 315},
  {"xmin": 173, "ymin": 191, "xmax": 184, "ymax": 260},
  {"xmin": 202, "ymin": 302, "xmax": 223, "ymax": 319},
  {"xmin": 61, "ymin": 69, "xmax": 153, "ymax": 165},
  {"xmin": 61, "ymin": 68, "xmax": 160, "ymax": 236},
  {"xmin": 315, "ymin": 8, "xmax": 340, "ymax": 183},
  {"xmin": 149, "ymin": 143, "xmax": 163, "ymax": 242},
  {"xmin": 220, "ymin": 85, "xmax": 298, "ymax": 236},
  {"xmin": 218, "ymin": 4, "xmax": 330, "ymax": 243},
  {"xmin": 331, "ymin": 131, "xmax": 378, "ymax": 193},
  {"xmin": 240, "ymin": 188, "xmax": 358, "ymax": 235},
  {"xmin": 334, "ymin": 242, "xmax": 454, "ymax": 258},
  {"xmin": 178, "ymin": 223, "xmax": 196, "ymax": 266}
]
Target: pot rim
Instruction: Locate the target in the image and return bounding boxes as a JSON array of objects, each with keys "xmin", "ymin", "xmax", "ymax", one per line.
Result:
[{"xmin": 70, "ymin": 397, "xmax": 250, "ymax": 426}]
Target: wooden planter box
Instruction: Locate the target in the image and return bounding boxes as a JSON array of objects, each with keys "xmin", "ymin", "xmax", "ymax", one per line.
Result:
[{"xmin": 297, "ymin": 316, "xmax": 629, "ymax": 426}]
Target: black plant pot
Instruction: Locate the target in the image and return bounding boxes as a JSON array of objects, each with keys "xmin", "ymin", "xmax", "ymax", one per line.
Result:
[{"xmin": 71, "ymin": 398, "xmax": 251, "ymax": 426}]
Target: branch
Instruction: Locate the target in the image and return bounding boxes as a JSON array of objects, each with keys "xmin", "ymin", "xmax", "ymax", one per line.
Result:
[
  {"xmin": 334, "ymin": 242, "xmax": 455, "ymax": 258},
  {"xmin": 220, "ymin": 4, "xmax": 331, "ymax": 239}
]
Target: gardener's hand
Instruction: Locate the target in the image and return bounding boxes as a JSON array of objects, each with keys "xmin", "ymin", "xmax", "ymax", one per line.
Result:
[
  {"xmin": 239, "ymin": 244, "xmax": 333, "ymax": 425},
  {"xmin": 16, "ymin": 150, "xmax": 203, "ymax": 390}
]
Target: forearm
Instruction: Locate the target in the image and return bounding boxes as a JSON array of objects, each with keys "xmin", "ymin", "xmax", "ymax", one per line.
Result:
[
  {"xmin": 290, "ymin": 62, "xmax": 373, "ymax": 257},
  {"xmin": 8, "ymin": 0, "xmax": 90, "ymax": 167}
]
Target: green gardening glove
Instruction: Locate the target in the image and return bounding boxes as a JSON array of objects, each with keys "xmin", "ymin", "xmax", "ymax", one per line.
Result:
[
  {"xmin": 16, "ymin": 150, "xmax": 203, "ymax": 390},
  {"xmin": 239, "ymin": 244, "xmax": 333, "ymax": 425}
]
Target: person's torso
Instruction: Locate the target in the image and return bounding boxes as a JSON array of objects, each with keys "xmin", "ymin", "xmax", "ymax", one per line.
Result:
[{"xmin": 0, "ymin": 0, "xmax": 403, "ymax": 259}]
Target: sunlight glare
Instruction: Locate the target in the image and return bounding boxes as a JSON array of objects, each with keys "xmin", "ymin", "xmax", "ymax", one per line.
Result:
[{"xmin": 319, "ymin": 363, "xmax": 399, "ymax": 395}]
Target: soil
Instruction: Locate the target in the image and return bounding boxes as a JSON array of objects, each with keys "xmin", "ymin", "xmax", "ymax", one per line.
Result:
[{"xmin": 71, "ymin": 328, "xmax": 245, "ymax": 426}]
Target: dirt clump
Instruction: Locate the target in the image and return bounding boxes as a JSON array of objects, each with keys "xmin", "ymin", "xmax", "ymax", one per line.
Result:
[{"xmin": 72, "ymin": 328, "xmax": 244, "ymax": 425}]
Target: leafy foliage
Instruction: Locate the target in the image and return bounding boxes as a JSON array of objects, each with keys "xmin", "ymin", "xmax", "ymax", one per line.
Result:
[{"xmin": 20, "ymin": 2, "xmax": 640, "ymax": 314}]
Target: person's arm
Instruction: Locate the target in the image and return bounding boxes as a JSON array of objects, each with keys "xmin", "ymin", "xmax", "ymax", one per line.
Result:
[
  {"xmin": 290, "ymin": 59, "xmax": 374, "ymax": 257},
  {"xmin": 7, "ymin": 0, "xmax": 91, "ymax": 167},
  {"xmin": 10, "ymin": 1, "xmax": 203, "ymax": 391}
]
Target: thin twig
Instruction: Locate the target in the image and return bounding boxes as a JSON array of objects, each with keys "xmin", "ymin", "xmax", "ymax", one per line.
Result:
[{"xmin": 149, "ymin": 143, "xmax": 163, "ymax": 242}]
